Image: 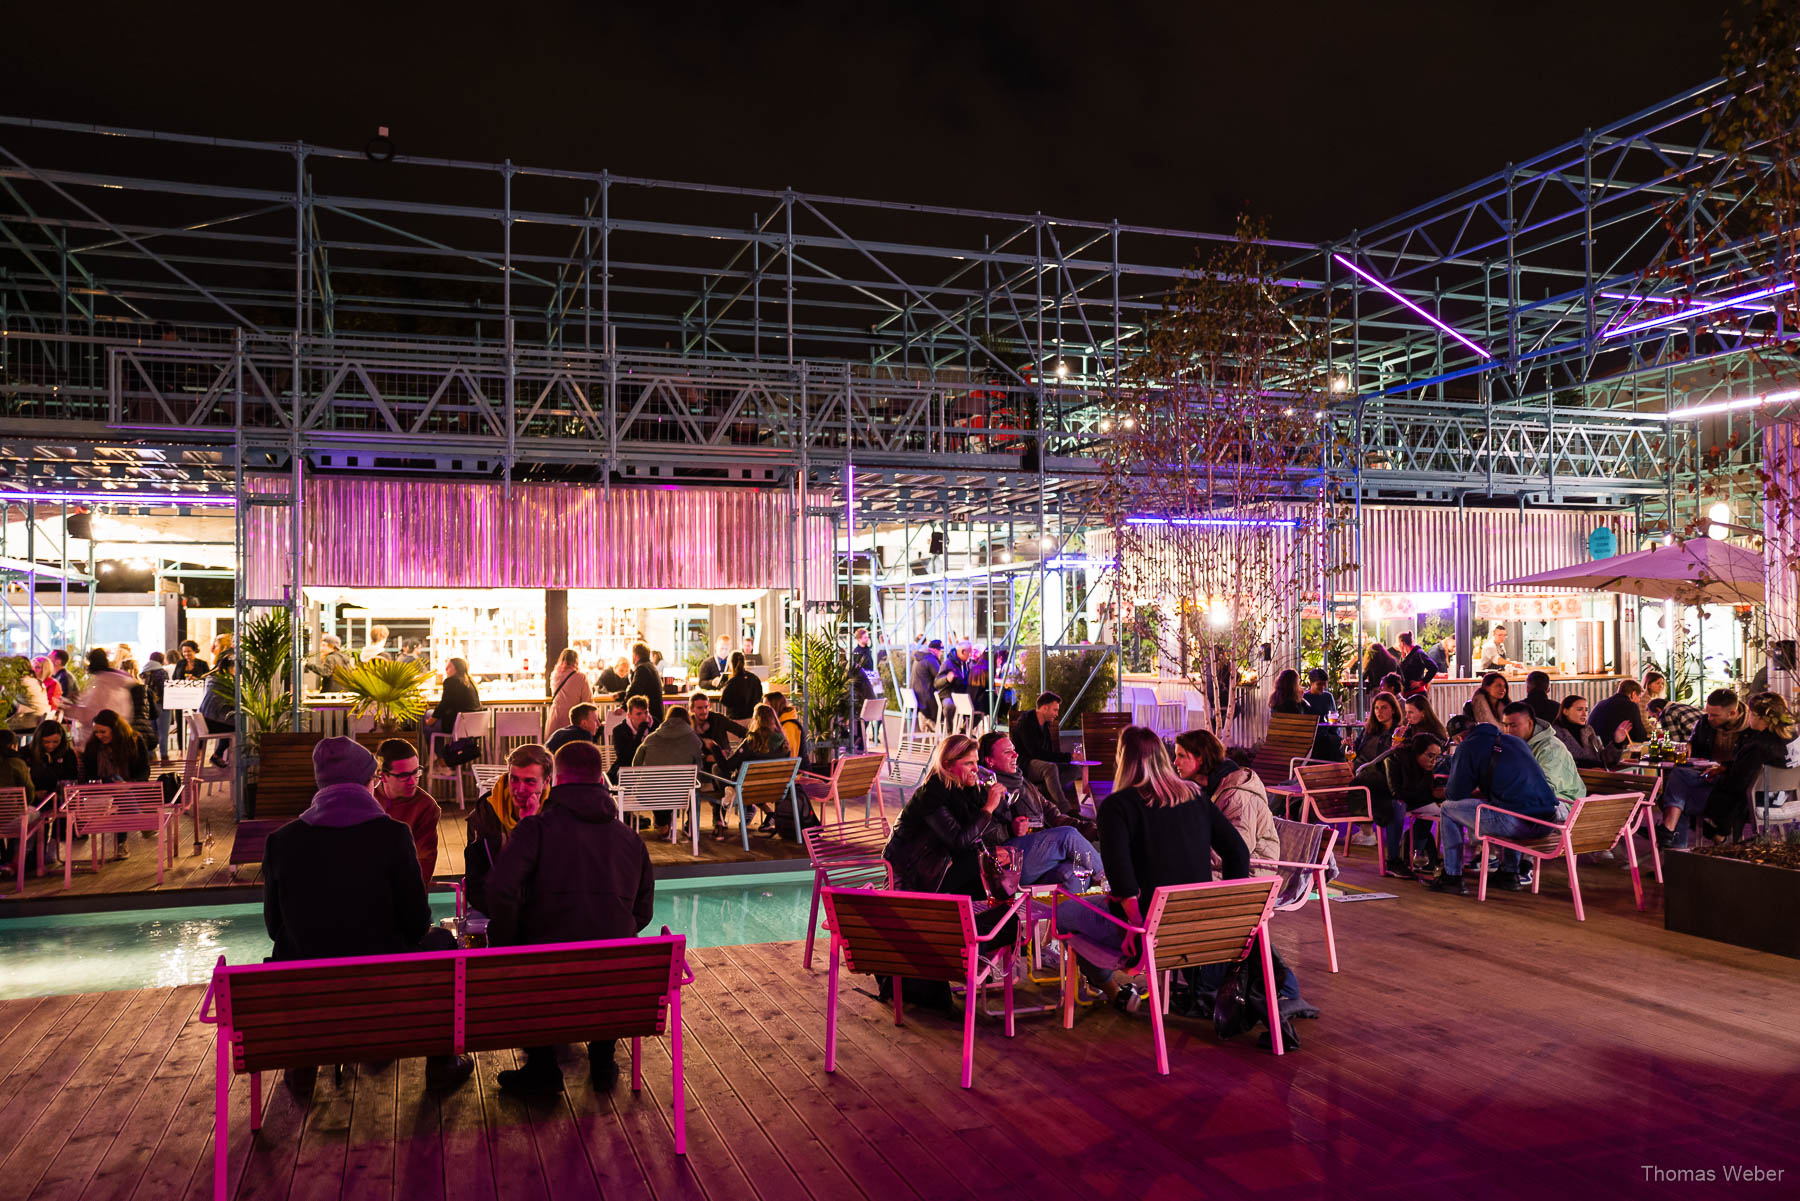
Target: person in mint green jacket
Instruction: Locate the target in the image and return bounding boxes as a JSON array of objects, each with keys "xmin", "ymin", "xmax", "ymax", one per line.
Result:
[{"xmin": 1502, "ymin": 704, "xmax": 1587, "ymax": 803}]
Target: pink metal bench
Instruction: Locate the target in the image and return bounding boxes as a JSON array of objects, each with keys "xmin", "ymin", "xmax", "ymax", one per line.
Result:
[
  {"xmin": 196, "ymin": 931, "xmax": 692, "ymax": 1200},
  {"xmin": 59, "ymin": 781, "xmax": 180, "ymax": 888},
  {"xmin": 1052, "ymin": 877, "xmax": 1285, "ymax": 1071},
  {"xmin": 1, "ymin": 786, "xmax": 52, "ymax": 895},
  {"xmin": 1474, "ymin": 791, "xmax": 1648, "ymax": 920},
  {"xmin": 821, "ymin": 887, "xmax": 1028, "ymax": 1089}
]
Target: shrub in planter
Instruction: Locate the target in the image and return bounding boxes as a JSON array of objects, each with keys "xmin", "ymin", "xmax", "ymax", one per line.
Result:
[{"xmin": 1664, "ymin": 835, "xmax": 1800, "ymax": 959}]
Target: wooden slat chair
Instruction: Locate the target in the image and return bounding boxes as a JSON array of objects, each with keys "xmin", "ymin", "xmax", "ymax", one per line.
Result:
[
  {"xmin": 1250, "ymin": 711, "xmax": 1322, "ymax": 792},
  {"xmin": 227, "ymin": 819, "xmax": 285, "ymax": 881},
  {"xmin": 197, "ymin": 931, "xmax": 693, "ymax": 1200},
  {"xmin": 252, "ymin": 731, "xmax": 324, "ymax": 823},
  {"xmin": 1079, "ymin": 711, "xmax": 1133, "ymax": 793},
  {"xmin": 801, "ymin": 816, "xmax": 894, "ymax": 967},
  {"xmin": 1254, "ymin": 817, "xmax": 1341, "ymax": 973},
  {"xmin": 1474, "ymin": 791, "xmax": 1648, "ymax": 920},
  {"xmin": 616, "ymin": 764, "xmax": 702, "ymax": 855},
  {"xmin": 799, "ymin": 751, "xmax": 889, "ymax": 823},
  {"xmin": 1051, "ymin": 877, "xmax": 1285, "ymax": 1071},
  {"xmin": 1580, "ymin": 767, "xmax": 1664, "ymax": 882},
  {"xmin": 1294, "ymin": 762, "xmax": 1385, "ymax": 872},
  {"xmin": 880, "ymin": 733, "xmax": 941, "ymax": 807},
  {"xmin": 60, "ymin": 782, "xmax": 181, "ymax": 888},
  {"xmin": 0, "ymin": 786, "xmax": 52, "ymax": 895},
  {"xmin": 821, "ymin": 887, "xmax": 1029, "ymax": 1089},
  {"xmin": 702, "ymin": 757, "xmax": 798, "ymax": 849}
]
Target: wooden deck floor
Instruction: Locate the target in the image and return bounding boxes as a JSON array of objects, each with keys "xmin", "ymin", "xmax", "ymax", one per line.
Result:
[
  {"xmin": 2, "ymin": 788, "xmax": 812, "ymax": 904},
  {"xmin": 1, "ymin": 854, "xmax": 1797, "ymax": 1200}
]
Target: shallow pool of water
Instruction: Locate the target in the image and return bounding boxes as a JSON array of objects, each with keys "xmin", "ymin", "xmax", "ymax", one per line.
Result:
[{"xmin": 0, "ymin": 871, "xmax": 815, "ymax": 999}]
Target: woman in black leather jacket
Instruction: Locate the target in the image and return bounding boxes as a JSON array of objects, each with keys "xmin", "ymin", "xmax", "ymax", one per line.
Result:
[{"xmin": 883, "ymin": 733, "xmax": 1005, "ymax": 896}]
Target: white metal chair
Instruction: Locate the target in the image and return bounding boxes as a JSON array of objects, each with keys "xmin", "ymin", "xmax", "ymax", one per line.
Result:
[
  {"xmin": 428, "ymin": 710, "xmax": 491, "ymax": 808},
  {"xmin": 616, "ymin": 765, "xmax": 702, "ymax": 856},
  {"xmin": 492, "ymin": 709, "xmax": 543, "ymax": 758},
  {"xmin": 470, "ymin": 764, "xmax": 508, "ymax": 800},
  {"xmin": 900, "ymin": 690, "xmax": 923, "ymax": 734},
  {"xmin": 880, "ymin": 733, "xmax": 941, "ymax": 807},
  {"xmin": 860, "ymin": 697, "xmax": 888, "ymax": 750},
  {"xmin": 0, "ymin": 786, "xmax": 52, "ymax": 896},
  {"xmin": 181, "ymin": 712, "xmax": 235, "ymax": 841},
  {"xmin": 60, "ymin": 782, "xmax": 181, "ymax": 888},
  {"xmin": 1753, "ymin": 763, "xmax": 1800, "ymax": 836},
  {"xmin": 1254, "ymin": 818, "xmax": 1341, "ymax": 973}
]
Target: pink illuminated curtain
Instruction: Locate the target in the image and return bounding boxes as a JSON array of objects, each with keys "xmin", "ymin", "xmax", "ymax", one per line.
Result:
[{"xmin": 247, "ymin": 477, "xmax": 830, "ymax": 594}]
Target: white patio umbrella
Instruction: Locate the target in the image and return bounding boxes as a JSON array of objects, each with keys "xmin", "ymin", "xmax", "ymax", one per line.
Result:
[{"xmin": 1491, "ymin": 536, "xmax": 1764, "ymax": 604}]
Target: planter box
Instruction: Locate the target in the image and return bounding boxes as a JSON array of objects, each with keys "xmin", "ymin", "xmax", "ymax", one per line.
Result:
[{"xmin": 1664, "ymin": 849, "xmax": 1800, "ymax": 959}]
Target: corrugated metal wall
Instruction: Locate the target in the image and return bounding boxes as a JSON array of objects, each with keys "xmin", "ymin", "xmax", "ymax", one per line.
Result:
[
  {"xmin": 246, "ymin": 477, "xmax": 832, "ymax": 595},
  {"xmin": 1345, "ymin": 506, "xmax": 1637, "ymax": 594}
]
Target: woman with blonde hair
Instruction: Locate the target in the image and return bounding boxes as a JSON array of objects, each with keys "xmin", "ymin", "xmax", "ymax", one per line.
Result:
[
  {"xmin": 882, "ymin": 733, "xmax": 1004, "ymax": 895},
  {"xmin": 1054, "ymin": 726, "xmax": 1252, "ymax": 1016},
  {"xmin": 547, "ymin": 647, "xmax": 594, "ymax": 732}
]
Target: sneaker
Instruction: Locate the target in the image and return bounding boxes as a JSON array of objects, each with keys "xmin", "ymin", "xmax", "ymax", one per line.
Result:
[
  {"xmin": 1349, "ymin": 829, "xmax": 1378, "ymax": 847},
  {"xmin": 590, "ymin": 1056, "xmax": 622, "ymax": 1092},
  {"xmin": 1425, "ymin": 871, "xmax": 1467, "ymax": 895},
  {"xmin": 1490, "ymin": 870, "xmax": 1523, "ymax": 892},
  {"xmin": 497, "ymin": 1064, "xmax": 564, "ymax": 1095},
  {"xmin": 1655, "ymin": 825, "xmax": 1677, "ymax": 850},
  {"xmin": 1384, "ymin": 861, "xmax": 1417, "ymax": 880},
  {"xmin": 1515, "ymin": 868, "xmax": 1533, "ymax": 888},
  {"xmin": 1111, "ymin": 982, "xmax": 1145, "ymax": 1014}
]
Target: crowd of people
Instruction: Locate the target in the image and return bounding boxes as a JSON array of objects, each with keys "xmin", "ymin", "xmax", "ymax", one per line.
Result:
[{"xmin": 1, "ymin": 635, "xmax": 240, "ymax": 870}]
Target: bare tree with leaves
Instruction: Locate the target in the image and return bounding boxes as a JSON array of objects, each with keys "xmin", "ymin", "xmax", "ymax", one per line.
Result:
[{"xmin": 1099, "ymin": 215, "xmax": 1347, "ymax": 730}]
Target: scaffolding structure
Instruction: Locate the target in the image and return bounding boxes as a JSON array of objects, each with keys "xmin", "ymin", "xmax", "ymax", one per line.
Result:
[{"xmin": 1, "ymin": 61, "xmax": 1794, "ymax": 726}]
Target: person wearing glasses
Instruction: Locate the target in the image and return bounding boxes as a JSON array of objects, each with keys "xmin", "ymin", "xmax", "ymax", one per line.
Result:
[{"xmin": 374, "ymin": 738, "xmax": 440, "ymax": 884}]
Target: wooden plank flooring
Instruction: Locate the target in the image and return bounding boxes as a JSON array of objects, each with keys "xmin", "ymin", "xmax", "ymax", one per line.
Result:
[{"xmin": 1, "ymin": 851, "xmax": 1798, "ymax": 1199}]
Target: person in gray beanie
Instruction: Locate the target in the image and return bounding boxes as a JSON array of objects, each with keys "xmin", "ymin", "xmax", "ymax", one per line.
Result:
[{"xmin": 262, "ymin": 735, "xmax": 471, "ymax": 1095}]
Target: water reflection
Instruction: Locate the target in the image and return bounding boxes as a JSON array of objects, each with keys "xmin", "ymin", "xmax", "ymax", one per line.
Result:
[{"xmin": 0, "ymin": 876, "xmax": 817, "ymax": 999}]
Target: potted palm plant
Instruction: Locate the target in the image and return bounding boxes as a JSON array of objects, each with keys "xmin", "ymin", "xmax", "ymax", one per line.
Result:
[
  {"xmin": 778, "ymin": 630, "xmax": 852, "ymax": 769},
  {"xmin": 214, "ymin": 613, "xmax": 293, "ymax": 753},
  {"xmin": 334, "ymin": 656, "xmax": 432, "ymax": 740}
]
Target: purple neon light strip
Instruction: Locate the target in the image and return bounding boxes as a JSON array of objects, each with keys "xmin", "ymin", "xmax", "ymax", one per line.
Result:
[
  {"xmin": 1126, "ymin": 516, "xmax": 1297, "ymax": 528},
  {"xmin": 1597, "ymin": 290, "xmax": 1775, "ymax": 313},
  {"xmin": 1331, "ymin": 254, "xmax": 1493, "ymax": 360},
  {"xmin": 1600, "ymin": 280, "xmax": 1797, "ymax": 340},
  {"xmin": 0, "ymin": 490, "xmax": 237, "ymax": 506}
]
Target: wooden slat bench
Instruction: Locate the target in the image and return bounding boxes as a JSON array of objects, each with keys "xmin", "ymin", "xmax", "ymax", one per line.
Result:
[
  {"xmin": 226, "ymin": 819, "xmax": 285, "ymax": 881},
  {"xmin": 197, "ymin": 931, "xmax": 692, "ymax": 1200},
  {"xmin": 1079, "ymin": 711, "xmax": 1133, "ymax": 793},
  {"xmin": 1474, "ymin": 791, "xmax": 1648, "ymax": 919},
  {"xmin": 1252, "ymin": 711, "xmax": 1322, "ymax": 791},
  {"xmin": 1051, "ymin": 876, "xmax": 1284, "ymax": 1071},
  {"xmin": 1579, "ymin": 766, "xmax": 1665, "ymax": 883},
  {"xmin": 0, "ymin": 786, "xmax": 51, "ymax": 896},
  {"xmin": 821, "ymin": 887, "xmax": 1028, "ymax": 1089},
  {"xmin": 60, "ymin": 782, "xmax": 181, "ymax": 888},
  {"xmin": 1294, "ymin": 762, "xmax": 1384, "ymax": 871}
]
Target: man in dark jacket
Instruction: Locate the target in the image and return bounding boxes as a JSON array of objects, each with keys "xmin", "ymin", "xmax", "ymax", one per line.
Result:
[
  {"xmin": 909, "ymin": 641, "xmax": 943, "ymax": 726},
  {"xmin": 1428, "ymin": 721, "xmax": 1563, "ymax": 894},
  {"xmin": 1395, "ymin": 632, "xmax": 1438, "ymax": 695},
  {"xmin": 610, "ymin": 695, "xmax": 653, "ymax": 784},
  {"xmin": 1010, "ymin": 690, "xmax": 1084, "ymax": 808},
  {"xmin": 547, "ymin": 702, "xmax": 603, "ymax": 753},
  {"xmin": 487, "ymin": 740, "xmax": 655, "ymax": 1094},
  {"xmin": 262, "ymin": 737, "xmax": 470, "ymax": 1093},
  {"xmin": 1589, "ymin": 679, "xmax": 1651, "ymax": 747},
  {"xmin": 626, "ymin": 641, "xmax": 664, "ymax": 728}
]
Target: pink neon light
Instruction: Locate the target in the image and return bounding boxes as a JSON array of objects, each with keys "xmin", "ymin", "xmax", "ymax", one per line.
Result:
[
  {"xmin": 1332, "ymin": 254, "xmax": 1493, "ymax": 360},
  {"xmin": 1601, "ymin": 280, "xmax": 1797, "ymax": 340},
  {"xmin": 0, "ymin": 490, "xmax": 236, "ymax": 506}
]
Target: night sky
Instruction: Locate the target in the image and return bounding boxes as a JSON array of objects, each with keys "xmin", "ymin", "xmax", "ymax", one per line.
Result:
[{"xmin": 2, "ymin": 1, "xmax": 1727, "ymax": 243}]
